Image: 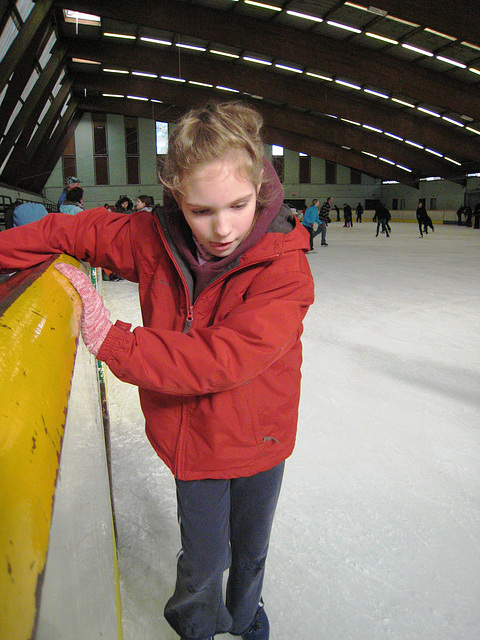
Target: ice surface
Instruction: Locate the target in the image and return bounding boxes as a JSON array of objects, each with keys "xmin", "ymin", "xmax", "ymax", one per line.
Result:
[{"xmin": 102, "ymin": 221, "xmax": 480, "ymax": 640}]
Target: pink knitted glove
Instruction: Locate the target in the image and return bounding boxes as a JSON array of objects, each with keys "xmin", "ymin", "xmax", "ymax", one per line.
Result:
[{"xmin": 55, "ymin": 263, "xmax": 113, "ymax": 357}]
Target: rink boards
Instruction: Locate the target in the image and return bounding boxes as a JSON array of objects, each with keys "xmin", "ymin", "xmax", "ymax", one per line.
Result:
[{"xmin": 0, "ymin": 257, "xmax": 121, "ymax": 640}]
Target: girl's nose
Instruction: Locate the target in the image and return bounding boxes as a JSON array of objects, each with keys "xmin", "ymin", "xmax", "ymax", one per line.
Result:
[{"xmin": 213, "ymin": 211, "xmax": 232, "ymax": 237}]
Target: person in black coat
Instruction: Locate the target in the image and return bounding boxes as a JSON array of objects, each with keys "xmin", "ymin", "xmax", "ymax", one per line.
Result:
[{"xmin": 374, "ymin": 202, "xmax": 390, "ymax": 238}]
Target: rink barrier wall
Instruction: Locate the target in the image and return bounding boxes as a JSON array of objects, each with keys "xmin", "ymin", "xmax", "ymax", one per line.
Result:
[{"xmin": 0, "ymin": 257, "xmax": 121, "ymax": 640}]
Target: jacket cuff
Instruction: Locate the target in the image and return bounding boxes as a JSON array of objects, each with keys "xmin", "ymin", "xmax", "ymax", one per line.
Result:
[{"xmin": 96, "ymin": 319, "xmax": 132, "ymax": 361}]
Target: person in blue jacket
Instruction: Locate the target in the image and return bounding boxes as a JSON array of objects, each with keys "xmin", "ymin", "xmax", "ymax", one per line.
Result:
[{"xmin": 302, "ymin": 199, "xmax": 322, "ymax": 253}]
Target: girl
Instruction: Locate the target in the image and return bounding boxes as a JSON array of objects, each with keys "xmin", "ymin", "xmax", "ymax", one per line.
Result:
[{"xmin": 0, "ymin": 102, "xmax": 314, "ymax": 640}]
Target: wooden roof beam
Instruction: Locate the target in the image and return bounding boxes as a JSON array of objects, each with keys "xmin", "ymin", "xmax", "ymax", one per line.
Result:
[
  {"xmin": 63, "ymin": 36, "xmax": 480, "ymax": 164},
  {"xmin": 55, "ymin": 0, "xmax": 480, "ymax": 120}
]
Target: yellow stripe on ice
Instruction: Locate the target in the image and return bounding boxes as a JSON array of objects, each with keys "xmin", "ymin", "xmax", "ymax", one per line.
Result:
[{"xmin": 0, "ymin": 254, "xmax": 82, "ymax": 640}]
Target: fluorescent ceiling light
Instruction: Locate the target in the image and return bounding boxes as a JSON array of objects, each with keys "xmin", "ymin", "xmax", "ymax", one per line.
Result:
[
  {"xmin": 140, "ymin": 36, "xmax": 171, "ymax": 46},
  {"xmin": 275, "ymin": 63, "xmax": 303, "ymax": 73},
  {"xmin": 425, "ymin": 148, "xmax": 443, "ymax": 157},
  {"xmin": 436, "ymin": 55, "xmax": 466, "ymax": 69},
  {"xmin": 405, "ymin": 140, "xmax": 424, "ymax": 149},
  {"xmin": 466, "ymin": 126, "xmax": 480, "ymax": 135},
  {"xmin": 176, "ymin": 43, "xmax": 206, "ymax": 52},
  {"xmin": 344, "ymin": 2, "xmax": 369, "ymax": 10},
  {"xmin": 362, "ymin": 151, "xmax": 378, "ymax": 158},
  {"xmin": 210, "ymin": 49, "xmax": 240, "ymax": 58},
  {"xmin": 72, "ymin": 58, "xmax": 101, "ymax": 65},
  {"xmin": 306, "ymin": 72, "xmax": 333, "ymax": 81},
  {"xmin": 327, "ymin": 20, "xmax": 362, "ymax": 33},
  {"xmin": 444, "ymin": 157, "xmax": 461, "ymax": 165},
  {"xmin": 365, "ymin": 32, "xmax": 398, "ymax": 45},
  {"xmin": 103, "ymin": 68, "xmax": 129, "ymax": 74},
  {"xmin": 341, "ymin": 118, "xmax": 361, "ymax": 126},
  {"xmin": 243, "ymin": 55, "xmax": 272, "ymax": 65},
  {"xmin": 363, "ymin": 124, "xmax": 383, "ymax": 133},
  {"xmin": 442, "ymin": 116, "xmax": 464, "ymax": 127},
  {"xmin": 127, "ymin": 95, "xmax": 148, "ymax": 101},
  {"xmin": 161, "ymin": 75, "xmax": 186, "ymax": 82},
  {"xmin": 467, "ymin": 172, "xmax": 480, "ymax": 177},
  {"xmin": 335, "ymin": 79, "xmax": 361, "ymax": 90},
  {"xmin": 151, "ymin": 99, "xmax": 163, "ymax": 103},
  {"xmin": 468, "ymin": 67, "xmax": 480, "ymax": 76},
  {"xmin": 402, "ymin": 43, "xmax": 433, "ymax": 56},
  {"xmin": 384, "ymin": 132, "xmax": 403, "ymax": 141},
  {"xmin": 419, "ymin": 176, "xmax": 442, "ymax": 181},
  {"xmin": 132, "ymin": 71, "xmax": 158, "ymax": 78},
  {"xmin": 104, "ymin": 32, "xmax": 135, "ymax": 40},
  {"xmin": 392, "ymin": 98, "xmax": 415, "ymax": 108},
  {"xmin": 461, "ymin": 41, "xmax": 480, "ymax": 51},
  {"xmin": 216, "ymin": 85, "xmax": 240, "ymax": 92},
  {"xmin": 387, "ymin": 15, "xmax": 419, "ymax": 27},
  {"xmin": 382, "ymin": 180, "xmax": 399, "ymax": 184},
  {"xmin": 396, "ymin": 164, "xmax": 412, "ymax": 172},
  {"xmin": 364, "ymin": 88, "xmax": 389, "ymax": 99},
  {"xmin": 417, "ymin": 107, "xmax": 440, "ymax": 117},
  {"xmin": 286, "ymin": 10, "xmax": 322, "ymax": 22},
  {"xmin": 424, "ymin": 28, "xmax": 455, "ymax": 41},
  {"xmin": 244, "ymin": 1, "xmax": 282, "ymax": 10},
  {"xmin": 189, "ymin": 80, "xmax": 213, "ymax": 87},
  {"xmin": 379, "ymin": 157, "xmax": 395, "ymax": 164},
  {"xmin": 102, "ymin": 93, "xmax": 123, "ymax": 98}
]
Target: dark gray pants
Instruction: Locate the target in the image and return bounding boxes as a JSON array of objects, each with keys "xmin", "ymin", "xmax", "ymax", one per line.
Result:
[{"xmin": 164, "ymin": 462, "xmax": 285, "ymax": 639}]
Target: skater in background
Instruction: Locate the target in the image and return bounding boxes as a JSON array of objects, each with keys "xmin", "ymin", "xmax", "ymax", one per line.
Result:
[
  {"xmin": 343, "ymin": 203, "xmax": 353, "ymax": 228},
  {"xmin": 356, "ymin": 202, "xmax": 363, "ymax": 223},
  {"xmin": 134, "ymin": 194, "xmax": 154, "ymax": 212},
  {"xmin": 114, "ymin": 195, "xmax": 134, "ymax": 213},
  {"xmin": 302, "ymin": 198, "xmax": 320, "ymax": 253},
  {"xmin": 375, "ymin": 202, "xmax": 390, "ymax": 238},
  {"xmin": 464, "ymin": 205, "xmax": 473, "ymax": 228},
  {"xmin": 59, "ymin": 186, "xmax": 84, "ymax": 215},
  {"xmin": 0, "ymin": 101, "xmax": 314, "ymax": 640},
  {"xmin": 57, "ymin": 175, "xmax": 81, "ymax": 210},
  {"xmin": 334, "ymin": 204, "xmax": 341, "ymax": 222},
  {"xmin": 416, "ymin": 201, "xmax": 433, "ymax": 237}
]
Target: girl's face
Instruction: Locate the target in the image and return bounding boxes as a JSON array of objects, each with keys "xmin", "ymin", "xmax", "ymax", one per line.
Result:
[{"xmin": 179, "ymin": 156, "xmax": 258, "ymax": 258}]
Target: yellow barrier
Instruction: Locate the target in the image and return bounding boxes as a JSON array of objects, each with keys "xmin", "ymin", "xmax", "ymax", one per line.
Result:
[{"xmin": 0, "ymin": 254, "xmax": 81, "ymax": 640}]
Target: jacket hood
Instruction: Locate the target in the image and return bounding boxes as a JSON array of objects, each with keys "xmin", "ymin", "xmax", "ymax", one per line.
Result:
[{"xmin": 158, "ymin": 157, "xmax": 303, "ymax": 298}]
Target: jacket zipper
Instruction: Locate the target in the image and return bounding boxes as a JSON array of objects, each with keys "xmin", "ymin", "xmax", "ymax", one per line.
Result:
[{"xmin": 153, "ymin": 213, "xmax": 283, "ymax": 475}]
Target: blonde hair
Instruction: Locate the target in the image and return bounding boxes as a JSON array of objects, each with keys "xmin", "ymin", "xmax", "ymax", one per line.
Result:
[{"xmin": 160, "ymin": 101, "xmax": 269, "ymax": 209}]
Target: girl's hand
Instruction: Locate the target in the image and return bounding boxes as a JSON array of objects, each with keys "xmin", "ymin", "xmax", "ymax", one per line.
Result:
[{"xmin": 55, "ymin": 263, "xmax": 112, "ymax": 357}]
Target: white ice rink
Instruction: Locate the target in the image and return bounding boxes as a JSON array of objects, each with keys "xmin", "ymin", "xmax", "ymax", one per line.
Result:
[{"xmin": 102, "ymin": 219, "xmax": 480, "ymax": 640}]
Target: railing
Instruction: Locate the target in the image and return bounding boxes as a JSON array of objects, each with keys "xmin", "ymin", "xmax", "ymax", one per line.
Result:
[{"xmin": 0, "ymin": 256, "xmax": 122, "ymax": 640}]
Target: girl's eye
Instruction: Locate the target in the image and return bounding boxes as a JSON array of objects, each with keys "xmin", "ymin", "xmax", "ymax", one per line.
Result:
[
  {"xmin": 192, "ymin": 209, "xmax": 210, "ymax": 216},
  {"xmin": 232, "ymin": 201, "xmax": 247, "ymax": 210}
]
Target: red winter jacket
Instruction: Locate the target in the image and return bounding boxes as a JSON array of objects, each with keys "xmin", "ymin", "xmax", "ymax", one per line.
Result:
[{"xmin": 0, "ymin": 194, "xmax": 314, "ymax": 481}]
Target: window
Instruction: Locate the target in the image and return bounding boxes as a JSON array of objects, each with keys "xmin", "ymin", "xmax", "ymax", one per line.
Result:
[
  {"xmin": 156, "ymin": 121, "xmax": 168, "ymax": 183},
  {"xmin": 271, "ymin": 145, "xmax": 284, "ymax": 183},
  {"xmin": 61, "ymin": 133, "xmax": 76, "ymax": 184},
  {"xmin": 430, "ymin": 197, "xmax": 437, "ymax": 210},
  {"xmin": 299, "ymin": 155, "xmax": 311, "ymax": 184},
  {"xmin": 325, "ymin": 160, "xmax": 336, "ymax": 184},
  {"xmin": 92, "ymin": 113, "xmax": 109, "ymax": 185},
  {"xmin": 125, "ymin": 116, "xmax": 139, "ymax": 184},
  {"xmin": 350, "ymin": 168, "xmax": 361, "ymax": 184},
  {"xmin": 392, "ymin": 198, "xmax": 398, "ymax": 210},
  {"xmin": 156, "ymin": 121, "xmax": 168, "ymax": 154}
]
